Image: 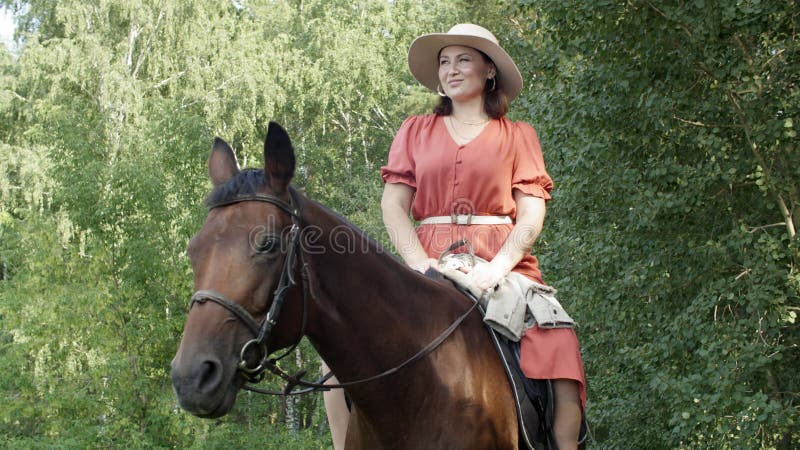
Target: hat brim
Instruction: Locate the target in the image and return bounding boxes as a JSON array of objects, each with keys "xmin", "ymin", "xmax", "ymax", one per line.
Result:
[{"xmin": 408, "ymin": 33, "xmax": 523, "ymax": 101}]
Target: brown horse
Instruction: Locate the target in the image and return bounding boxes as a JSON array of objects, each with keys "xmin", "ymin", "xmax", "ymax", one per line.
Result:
[{"xmin": 170, "ymin": 123, "xmax": 521, "ymax": 449}]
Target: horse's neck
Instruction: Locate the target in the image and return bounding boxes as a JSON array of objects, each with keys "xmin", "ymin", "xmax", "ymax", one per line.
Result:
[{"xmin": 301, "ymin": 203, "xmax": 457, "ymax": 380}]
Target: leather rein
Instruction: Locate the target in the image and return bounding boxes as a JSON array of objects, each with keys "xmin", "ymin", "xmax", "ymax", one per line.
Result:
[{"xmin": 188, "ymin": 188, "xmax": 479, "ymax": 396}]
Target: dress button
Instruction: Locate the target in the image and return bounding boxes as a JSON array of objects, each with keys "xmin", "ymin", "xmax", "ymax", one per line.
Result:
[
  {"xmin": 456, "ymin": 159, "xmax": 463, "ymax": 164},
  {"xmin": 454, "ymin": 180, "xmax": 460, "ymax": 185}
]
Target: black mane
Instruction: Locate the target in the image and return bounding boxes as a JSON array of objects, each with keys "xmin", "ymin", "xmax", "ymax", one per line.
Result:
[
  {"xmin": 203, "ymin": 168, "xmax": 397, "ymax": 261},
  {"xmin": 205, "ymin": 168, "xmax": 266, "ymax": 207}
]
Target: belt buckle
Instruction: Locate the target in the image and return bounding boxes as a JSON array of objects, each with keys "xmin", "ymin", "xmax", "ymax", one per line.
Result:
[{"xmin": 451, "ymin": 213, "xmax": 472, "ymax": 225}]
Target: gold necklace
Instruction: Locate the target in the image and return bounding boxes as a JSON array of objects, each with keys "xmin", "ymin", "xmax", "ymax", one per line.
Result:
[
  {"xmin": 447, "ymin": 116, "xmax": 483, "ymax": 142},
  {"xmin": 451, "ymin": 115, "xmax": 490, "ymax": 126}
]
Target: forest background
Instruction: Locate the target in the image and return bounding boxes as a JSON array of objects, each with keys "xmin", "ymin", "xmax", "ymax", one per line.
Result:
[{"xmin": 0, "ymin": 0, "xmax": 797, "ymax": 448}]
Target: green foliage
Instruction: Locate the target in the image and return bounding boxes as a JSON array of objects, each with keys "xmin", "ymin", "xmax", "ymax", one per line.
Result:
[
  {"xmin": 0, "ymin": 0, "xmax": 467, "ymax": 447},
  {"xmin": 513, "ymin": 1, "xmax": 799, "ymax": 447}
]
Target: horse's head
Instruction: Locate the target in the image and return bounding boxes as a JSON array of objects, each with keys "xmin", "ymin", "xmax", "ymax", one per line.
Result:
[{"xmin": 171, "ymin": 122, "xmax": 304, "ymax": 418}]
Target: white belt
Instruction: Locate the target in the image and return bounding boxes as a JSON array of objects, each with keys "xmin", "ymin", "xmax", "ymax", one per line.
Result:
[{"xmin": 419, "ymin": 215, "xmax": 513, "ymax": 225}]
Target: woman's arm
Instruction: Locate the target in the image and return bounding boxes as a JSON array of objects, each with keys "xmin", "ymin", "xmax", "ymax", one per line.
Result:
[
  {"xmin": 470, "ymin": 190, "xmax": 546, "ymax": 290},
  {"xmin": 381, "ymin": 182, "xmax": 438, "ymax": 272}
]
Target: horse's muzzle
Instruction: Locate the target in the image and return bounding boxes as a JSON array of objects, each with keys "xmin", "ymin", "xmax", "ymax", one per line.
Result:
[{"xmin": 171, "ymin": 355, "xmax": 237, "ymax": 418}]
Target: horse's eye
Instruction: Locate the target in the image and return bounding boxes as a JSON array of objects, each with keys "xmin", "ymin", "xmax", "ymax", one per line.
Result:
[{"xmin": 256, "ymin": 237, "xmax": 280, "ymax": 254}]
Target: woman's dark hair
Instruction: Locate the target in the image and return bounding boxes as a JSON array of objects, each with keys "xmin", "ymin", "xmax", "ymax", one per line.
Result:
[{"xmin": 433, "ymin": 50, "xmax": 509, "ymax": 119}]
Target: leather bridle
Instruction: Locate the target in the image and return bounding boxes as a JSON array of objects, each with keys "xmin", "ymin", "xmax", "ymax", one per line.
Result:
[
  {"xmin": 189, "ymin": 189, "xmax": 308, "ymax": 386},
  {"xmin": 187, "ymin": 187, "xmax": 480, "ymax": 396}
]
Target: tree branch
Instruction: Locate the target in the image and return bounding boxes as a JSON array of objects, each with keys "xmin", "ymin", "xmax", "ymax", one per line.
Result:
[
  {"xmin": 672, "ymin": 115, "xmax": 737, "ymax": 128},
  {"xmin": 180, "ymin": 75, "xmax": 243, "ymax": 109},
  {"xmin": 643, "ymin": 0, "xmax": 693, "ymax": 38},
  {"xmin": 126, "ymin": 24, "xmax": 141, "ymax": 72},
  {"xmin": 132, "ymin": 8, "xmax": 165, "ymax": 80},
  {"xmin": 747, "ymin": 223, "xmax": 791, "ymax": 233},
  {"xmin": 776, "ymin": 196, "xmax": 796, "ymax": 239},
  {"xmin": 152, "ymin": 71, "xmax": 186, "ymax": 90},
  {"xmin": 728, "ymin": 91, "xmax": 796, "ymax": 239}
]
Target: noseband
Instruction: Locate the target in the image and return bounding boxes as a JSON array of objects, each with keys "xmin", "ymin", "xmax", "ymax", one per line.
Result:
[{"xmin": 189, "ymin": 189, "xmax": 307, "ymax": 384}]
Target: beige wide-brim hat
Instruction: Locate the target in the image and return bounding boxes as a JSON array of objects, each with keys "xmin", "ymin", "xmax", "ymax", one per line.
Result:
[{"xmin": 408, "ymin": 23, "xmax": 523, "ymax": 100}]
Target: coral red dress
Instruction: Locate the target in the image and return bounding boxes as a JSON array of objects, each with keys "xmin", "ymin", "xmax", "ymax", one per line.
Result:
[{"xmin": 381, "ymin": 114, "xmax": 586, "ymax": 408}]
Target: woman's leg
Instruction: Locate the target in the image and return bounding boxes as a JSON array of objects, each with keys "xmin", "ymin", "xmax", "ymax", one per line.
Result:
[
  {"xmin": 321, "ymin": 359, "xmax": 350, "ymax": 450},
  {"xmin": 552, "ymin": 379, "xmax": 582, "ymax": 450}
]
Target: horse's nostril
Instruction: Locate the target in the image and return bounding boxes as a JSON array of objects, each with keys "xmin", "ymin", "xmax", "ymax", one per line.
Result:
[{"xmin": 196, "ymin": 359, "xmax": 223, "ymax": 393}]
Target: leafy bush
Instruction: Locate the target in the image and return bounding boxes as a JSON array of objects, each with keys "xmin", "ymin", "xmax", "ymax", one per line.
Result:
[{"xmin": 512, "ymin": 1, "xmax": 799, "ymax": 447}]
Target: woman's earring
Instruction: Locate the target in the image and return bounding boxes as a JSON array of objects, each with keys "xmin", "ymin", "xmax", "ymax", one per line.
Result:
[
  {"xmin": 488, "ymin": 77, "xmax": 497, "ymax": 92},
  {"xmin": 437, "ymin": 84, "xmax": 447, "ymax": 97}
]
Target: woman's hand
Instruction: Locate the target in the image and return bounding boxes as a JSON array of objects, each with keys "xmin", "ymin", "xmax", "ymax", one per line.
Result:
[
  {"xmin": 408, "ymin": 258, "xmax": 439, "ymax": 273},
  {"xmin": 469, "ymin": 261, "xmax": 507, "ymax": 291}
]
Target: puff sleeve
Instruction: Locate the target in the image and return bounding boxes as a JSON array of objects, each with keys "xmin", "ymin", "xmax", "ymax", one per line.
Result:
[
  {"xmin": 511, "ymin": 122, "xmax": 553, "ymax": 201},
  {"xmin": 380, "ymin": 116, "xmax": 419, "ymax": 189}
]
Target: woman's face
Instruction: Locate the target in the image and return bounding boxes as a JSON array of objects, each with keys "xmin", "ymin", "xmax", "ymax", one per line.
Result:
[{"xmin": 438, "ymin": 45, "xmax": 496, "ymax": 103}]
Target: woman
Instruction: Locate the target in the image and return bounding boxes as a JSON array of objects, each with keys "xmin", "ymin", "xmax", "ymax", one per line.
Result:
[{"xmin": 325, "ymin": 24, "xmax": 586, "ymax": 449}]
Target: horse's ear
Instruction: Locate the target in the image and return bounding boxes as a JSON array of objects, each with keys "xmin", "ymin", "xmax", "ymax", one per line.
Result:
[
  {"xmin": 263, "ymin": 121, "xmax": 295, "ymax": 195},
  {"xmin": 208, "ymin": 137, "xmax": 240, "ymax": 186}
]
